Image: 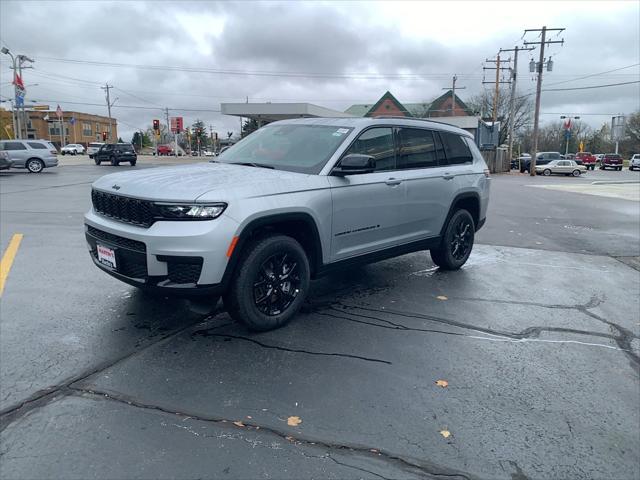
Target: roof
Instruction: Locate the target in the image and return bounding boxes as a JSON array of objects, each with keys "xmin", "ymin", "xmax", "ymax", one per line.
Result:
[
  {"xmin": 269, "ymin": 116, "xmax": 473, "ymax": 138},
  {"xmin": 345, "ymin": 90, "xmax": 473, "ymax": 118},
  {"xmin": 344, "ymin": 104, "xmax": 373, "ymax": 116},
  {"xmin": 221, "ymin": 102, "xmax": 354, "ymax": 122},
  {"xmin": 364, "ymin": 91, "xmax": 412, "ymax": 117},
  {"xmin": 427, "ymin": 90, "xmax": 473, "ymax": 115}
]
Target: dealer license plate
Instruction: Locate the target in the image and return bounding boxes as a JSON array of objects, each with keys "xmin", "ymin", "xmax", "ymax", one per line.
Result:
[{"xmin": 97, "ymin": 244, "xmax": 116, "ymax": 269}]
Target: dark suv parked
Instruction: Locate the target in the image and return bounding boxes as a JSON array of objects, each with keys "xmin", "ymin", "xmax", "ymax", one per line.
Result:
[
  {"xmin": 94, "ymin": 143, "xmax": 137, "ymax": 166},
  {"xmin": 522, "ymin": 151, "xmax": 561, "ymax": 172}
]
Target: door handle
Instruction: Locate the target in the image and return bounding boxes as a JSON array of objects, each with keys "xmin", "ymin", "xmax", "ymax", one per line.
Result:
[
  {"xmin": 385, "ymin": 178, "xmax": 402, "ymax": 186},
  {"xmin": 442, "ymin": 173, "xmax": 454, "ymax": 180}
]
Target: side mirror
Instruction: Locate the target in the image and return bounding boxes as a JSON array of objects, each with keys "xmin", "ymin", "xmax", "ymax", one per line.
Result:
[{"xmin": 332, "ymin": 154, "xmax": 376, "ymax": 176}]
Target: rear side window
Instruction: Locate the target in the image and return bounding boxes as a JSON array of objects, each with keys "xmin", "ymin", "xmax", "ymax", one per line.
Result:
[
  {"xmin": 27, "ymin": 142, "xmax": 47, "ymax": 149},
  {"xmin": 397, "ymin": 128, "xmax": 438, "ymax": 169},
  {"xmin": 440, "ymin": 132, "xmax": 473, "ymax": 164},
  {"xmin": 3, "ymin": 142, "xmax": 27, "ymax": 151},
  {"xmin": 344, "ymin": 128, "xmax": 395, "ymax": 171}
]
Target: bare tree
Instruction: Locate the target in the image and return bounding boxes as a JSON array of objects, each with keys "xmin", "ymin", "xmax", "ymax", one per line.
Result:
[{"xmin": 467, "ymin": 91, "xmax": 533, "ymax": 145}]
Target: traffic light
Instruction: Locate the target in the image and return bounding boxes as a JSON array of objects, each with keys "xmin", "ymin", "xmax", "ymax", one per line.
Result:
[
  {"xmin": 102, "ymin": 131, "xmax": 107, "ymax": 141},
  {"xmin": 153, "ymin": 119, "xmax": 160, "ymax": 132}
]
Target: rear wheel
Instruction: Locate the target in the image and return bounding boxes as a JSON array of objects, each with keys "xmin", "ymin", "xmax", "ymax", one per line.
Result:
[
  {"xmin": 94, "ymin": 157, "xmax": 101, "ymax": 165},
  {"xmin": 223, "ymin": 235, "xmax": 310, "ymax": 331},
  {"xmin": 430, "ymin": 209, "xmax": 475, "ymax": 271},
  {"xmin": 26, "ymin": 158, "xmax": 44, "ymax": 173},
  {"xmin": 543, "ymin": 169, "xmax": 552, "ymax": 176},
  {"xmin": 130, "ymin": 160, "xmax": 136, "ymax": 166}
]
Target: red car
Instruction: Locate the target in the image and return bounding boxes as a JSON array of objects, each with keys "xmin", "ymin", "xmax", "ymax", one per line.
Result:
[
  {"xmin": 156, "ymin": 145, "xmax": 173, "ymax": 156},
  {"xmin": 600, "ymin": 153, "xmax": 623, "ymax": 171},
  {"xmin": 575, "ymin": 152, "xmax": 596, "ymax": 170}
]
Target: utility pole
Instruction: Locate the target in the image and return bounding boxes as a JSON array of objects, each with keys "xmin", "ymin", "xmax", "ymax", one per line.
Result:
[
  {"xmin": 16, "ymin": 55, "xmax": 33, "ymax": 139},
  {"xmin": 2, "ymin": 50, "xmax": 20, "ymax": 138},
  {"xmin": 442, "ymin": 75, "xmax": 465, "ymax": 116},
  {"xmin": 101, "ymin": 84, "xmax": 114, "ymax": 142},
  {"xmin": 483, "ymin": 56, "xmax": 512, "ymax": 121},
  {"xmin": 164, "ymin": 107, "xmax": 170, "ymax": 145},
  {"xmin": 499, "ymin": 45, "xmax": 535, "ymax": 164},
  {"xmin": 524, "ymin": 26, "xmax": 565, "ymax": 175}
]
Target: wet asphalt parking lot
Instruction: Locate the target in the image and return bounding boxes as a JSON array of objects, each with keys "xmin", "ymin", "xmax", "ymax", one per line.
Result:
[{"xmin": 1, "ymin": 156, "xmax": 639, "ymax": 480}]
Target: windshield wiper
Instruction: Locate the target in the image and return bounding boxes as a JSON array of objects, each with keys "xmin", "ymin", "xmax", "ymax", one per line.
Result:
[{"xmin": 230, "ymin": 162, "xmax": 275, "ymax": 169}]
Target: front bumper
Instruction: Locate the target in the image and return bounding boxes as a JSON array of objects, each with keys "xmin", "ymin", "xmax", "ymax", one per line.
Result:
[{"xmin": 84, "ymin": 209, "xmax": 240, "ymax": 294}]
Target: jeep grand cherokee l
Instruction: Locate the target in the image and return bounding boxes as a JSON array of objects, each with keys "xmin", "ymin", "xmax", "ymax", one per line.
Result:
[{"xmin": 85, "ymin": 118, "xmax": 490, "ymax": 331}]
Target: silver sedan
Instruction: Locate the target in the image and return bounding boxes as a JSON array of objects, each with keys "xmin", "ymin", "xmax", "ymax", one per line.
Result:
[{"xmin": 536, "ymin": 159, "xmax": 587, "ymax": 177}]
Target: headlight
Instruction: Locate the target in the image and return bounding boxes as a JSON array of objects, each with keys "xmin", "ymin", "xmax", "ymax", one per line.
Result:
[{"xmin": 154, "ymin": 203, "xmax": 227, "ymax": 220}]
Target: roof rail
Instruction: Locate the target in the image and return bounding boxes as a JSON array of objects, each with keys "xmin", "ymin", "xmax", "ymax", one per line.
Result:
[{"xmin": 371, "ymin": 115, "xmax": 434, "ymax": 122}]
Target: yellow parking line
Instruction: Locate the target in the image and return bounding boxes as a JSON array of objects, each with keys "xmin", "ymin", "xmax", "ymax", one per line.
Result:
[{"xmin": 0, "ymin": 234, "xmax": 23, "ymax": 296}]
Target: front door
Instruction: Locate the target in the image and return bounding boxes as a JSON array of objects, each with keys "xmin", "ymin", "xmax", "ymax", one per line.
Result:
[{"xmin": 329, "ymin": 127, "xmax": 411, "ymax": 261}]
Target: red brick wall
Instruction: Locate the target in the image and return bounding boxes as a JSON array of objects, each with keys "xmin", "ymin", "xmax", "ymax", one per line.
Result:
[
  {"xmin": 429, "ymin": 97, "xmax": 469, "ymax": 117},
  {"xmin": 366, "ymin": 99, "xmax": 409, "ymax": 117}
]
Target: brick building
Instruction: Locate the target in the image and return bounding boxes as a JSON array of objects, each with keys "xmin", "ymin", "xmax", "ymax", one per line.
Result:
[
  {"xmin": 345, "ymin": 90, "xmax": 474, "ymax": 118},
  {"xmin": 0, "ymin": 108, "xmax": 117, "ymax": 147}
]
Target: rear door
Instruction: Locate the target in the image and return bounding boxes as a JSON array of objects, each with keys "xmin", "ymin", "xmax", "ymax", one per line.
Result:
[
  {"xmin": 393, "ymin": 127, "xmax": 457, "ymax": 240},
  {"xmin": 1, "ymin": 141, "xmax": 30, "ymax": 167}
]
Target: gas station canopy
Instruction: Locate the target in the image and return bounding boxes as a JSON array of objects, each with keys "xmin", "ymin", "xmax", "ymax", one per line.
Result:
[{"xmin": 221, "ymin": 102, "xmax": 354, "ymax": 124}]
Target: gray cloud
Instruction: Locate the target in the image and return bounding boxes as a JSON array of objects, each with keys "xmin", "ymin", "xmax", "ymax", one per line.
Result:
[{"xmin": 1, "ymin": 0, "xmax": 638, "ymax": 142}]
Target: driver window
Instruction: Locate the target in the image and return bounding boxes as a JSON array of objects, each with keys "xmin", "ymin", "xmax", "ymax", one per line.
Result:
[{"xmin": 343, "ymin": 128, "xmax": 395, "ymax": 171}]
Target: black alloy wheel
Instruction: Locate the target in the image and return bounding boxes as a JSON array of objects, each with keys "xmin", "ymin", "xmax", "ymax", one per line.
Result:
[
  {"xmin": 430, "ymin": 209, "xmax": 475, "ymax": 270},
  {"xmin": 253, "ymin": 253, "xmax": 301, "ymax": 316},
  {"xmin": 449, "ymin": 215, "xmax": 473, "ymax": 262}
]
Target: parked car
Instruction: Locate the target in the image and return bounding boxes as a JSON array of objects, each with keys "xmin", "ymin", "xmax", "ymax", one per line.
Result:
[
  {"xmin": 203, "ymin": 150, "xmax": 215, "ymax": 157},
  {"xmin": 87, "ymin": 142, "xmax": 105, "ymax": 159},
  {"xmin": 85, "ymin": 117, "xmax": 490, "ymax": 331},
  {"xmin": 629, "ymin": 154, "xmax": 640, "ymax": 171},
  {"xmin": 535, "ymin": 159, "xmax": 587, "ymax": 176},
  {"xmin": 0, "ymin": 150, "xmax": 12, "ymax": 170},
  {"xmin": 61, "ymin": 143, "xmax": 86, "ymax": 155},
  {"xmin": 0, "ymin": 139, "xmax": 58, "ymax": 173},
  {"xmin": 594, "ymin": 154, "xmax": 604, "ymax": 164},
  {"xmin": 575, "ymin": 152, "xmax": 597, "ymax": 170},
  {"xmin": 93, "ymin": 143, "xmax": 137, "ymax": 166},
  {"xmin": 523, "ymin": 151, "xmax": 562, "ymax": 172},
  {"xmin": 564, "ymin": 153, "xmax": 576, "ymax": 160},
  {"xmin": 600, "ymin": 153, "xmax": 623, "ymax": 170},
  {"xmin": 512, "ymin": 153, "xmax": 530, "ymax": 170},
  {"xmin": 156, "ymin": 145, "xmax": 173, "ymax": 156}
]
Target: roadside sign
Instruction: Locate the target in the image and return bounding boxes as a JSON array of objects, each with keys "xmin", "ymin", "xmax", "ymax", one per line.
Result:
[{"xmin": 31, "ymin": 105, "xmax": 50, "ymax": 111}]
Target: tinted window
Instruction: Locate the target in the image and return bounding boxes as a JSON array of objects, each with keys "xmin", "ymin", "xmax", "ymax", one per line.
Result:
[
  {"xmin": 27, "ymin": 142, "xmax": 47, "ymax": 149},
  {"xmin": 440, "ymin": 132, "xmax": 473, "ymax": 164},
  {"xmin": 4, "ymin": 142, "xmax": 27, "ymax": 151},
  {"xmin": 549, "ymin": 153, "xmax": 561, "ymax": 160},
  {"xmin": 397, "ymin": 128, "xmax": 437, "ymax": 169},
  {"xmin": 344, "ymin": 128, "xmax": 395, "ymax": 171},
  {"xmin": 433, "ymin": 131, "xmax": 447, "ymax": 164}
]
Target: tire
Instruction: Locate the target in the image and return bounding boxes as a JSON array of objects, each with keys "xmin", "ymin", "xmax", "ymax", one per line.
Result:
[
  {"xmin": 618, "ymin": 167, "xmax": 622, "ymax": 171},
  {"xmin": 72, "ymin": 150, "xmax": 77, "ymax": 155},
  {"xmin": 61, "ymin": 151, "xmax": 66, "ymax": 156},
  {"xmin": 94, "ymin": 158, "xmax": 101, "ymax": 165},
  {"xmin": 26, "ymin": 158, "xmax": 44, "ymax": 173},
  {"xmin": 543, "ymin": 169, "xmax": 552, "ymax": 176},
  {"xmin": 572, "ymin": 169, "xmax": 581, "ymax": 176},
  {"xmin": 110, "ymin": 156, "xmax": 118, "ymax": 166},
  {"xmin": 223, "ymin": 235, "xmax": 310, "ymax": 331},
  {"xmin": 430, "ymin": 209, "xmax": 475, "ymax": 271},
  {"xmin": 130, "ymin": 160, "xmax": 136, "ymax": 166}
]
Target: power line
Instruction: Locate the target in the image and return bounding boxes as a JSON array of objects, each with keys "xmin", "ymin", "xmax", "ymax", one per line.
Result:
[
  {"xmin": 24, "ymin": 97, "xmax": 221, "ymax": 112},
  {"xmin": 516, "ymin": 79, "xmax": 640, "ymax": 99},
  {"xmin": 543, "ymin": 63, "xmax": 640, "ymax": 87}
]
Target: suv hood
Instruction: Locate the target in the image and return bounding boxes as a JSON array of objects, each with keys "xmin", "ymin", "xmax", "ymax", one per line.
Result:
[{"xmin": 92, "ymin": 162, "xmax": 317, "ymax": 202}]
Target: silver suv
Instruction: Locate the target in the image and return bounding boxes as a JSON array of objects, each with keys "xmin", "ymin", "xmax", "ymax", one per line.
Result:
[
  {"xmin": 85, "ymin": 118, "xmax": 491, "ymax": 330},
  {"xmin": 0, "ymin": 139, "xmax": 59, "ymax": 173}
]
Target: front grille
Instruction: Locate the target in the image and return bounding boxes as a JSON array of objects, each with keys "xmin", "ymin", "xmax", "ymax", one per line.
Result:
[
  {"xmin": 91, "ymin": 189, "xmax": 155, "ymax": 227},
  {"xmin": 167, "ymin": 261, "xmax": 203, "ymax": 284},
  {"xmin": 87, "ymin": 225, "xmax": 146, "ymax": 253}
]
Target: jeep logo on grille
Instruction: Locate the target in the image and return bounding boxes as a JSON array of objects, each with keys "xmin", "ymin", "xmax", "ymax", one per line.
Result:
[{"xmin": 111, "ymin": 184, "xmax": 121, "ymax": 190}]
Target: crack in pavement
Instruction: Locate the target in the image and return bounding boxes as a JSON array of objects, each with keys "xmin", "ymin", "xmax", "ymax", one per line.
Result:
[
  {"xmin": 0, "ymin": 314, "xmax": 216, "ymax": 430},
  {"xmin": 329, "ymin": 293, "xmax": 639, "ymax": 370},
  {"xmin": 62, "ymin": 387, "xmax": 473, "ymax": 480},
  {"xmin": 191, "ymin": 331, "xmax": 392, "ymax": 365}
]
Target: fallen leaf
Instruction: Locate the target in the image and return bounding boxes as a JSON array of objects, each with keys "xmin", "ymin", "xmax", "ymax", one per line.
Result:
[
  {"xmin": 233, "ymin": 421, "xmax": 245, "ymax": 427},
  {"xmin": 287, "ymin": 416, "xmax": 302, "ymax": 426},
  {"xmin": 439, "ymin": 429, "xmax": 451, "ymax": 439},
  {"xmin": 436, "ymin": 295, "xmax": 448, "ymax": 301},
  {"xmin": 285, "ymin": 435, "xmax": 295, "ymax": 442},
  {"xmin": 246, "ymin": 415, "xmax": 252, "ymax": 419},
  {"xmin": 435, "ymin": 380, "xmax": 449, "ymax": 388}
]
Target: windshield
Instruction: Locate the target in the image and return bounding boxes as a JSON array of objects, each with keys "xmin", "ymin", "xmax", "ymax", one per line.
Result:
[{"xmin": 217, "ymin": 124, "xmax": 353, "ymax": 174}]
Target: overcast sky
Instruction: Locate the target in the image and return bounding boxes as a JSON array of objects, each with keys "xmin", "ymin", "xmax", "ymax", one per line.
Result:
[{"xmin": 1, "ymin": 0, "xmax": 638, "ymax": 141}]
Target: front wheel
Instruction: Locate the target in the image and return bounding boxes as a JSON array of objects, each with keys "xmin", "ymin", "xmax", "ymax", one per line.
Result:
[
  {"xmin": 26, "ymin": 158, "xmax": 44, "ymax": 173},
  {"xmin": 430, "ymin": 209, "xmax": 475, "ymax": 271},
  {"xmin": 94, "ymin": 158, "xmax": 101, "ymax": 165},
  {"xmin": 572, "ymin": 169, "xmax": 581, "ymax": 176},
  {"xmin": 543, "ymin": 169, "xmax": 552, "ymax": 176},
  {"xmin": 130, "ymin": 160, "xmax": 136, "ymax": 166},
  {"xmin": 223, "ymin": 235, "xmax": 310, "ymax": 331},
  {"xmin": 110, "ymin": 156, "xmax": 118, "ymax": 166}
]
